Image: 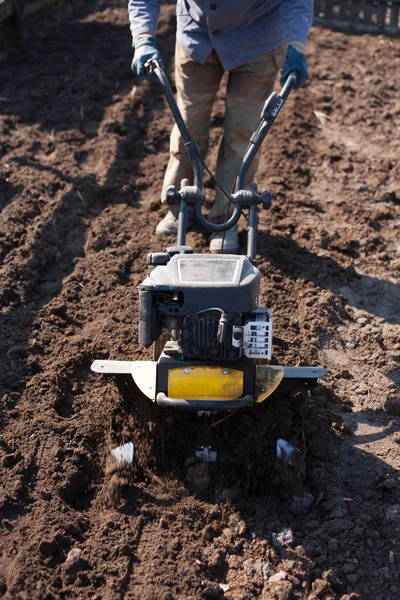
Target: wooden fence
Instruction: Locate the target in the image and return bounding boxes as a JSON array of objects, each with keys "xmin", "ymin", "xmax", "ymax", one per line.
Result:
[{"xmin": 314, "ymin": 0, "xmax": 400, "ymax": 35}]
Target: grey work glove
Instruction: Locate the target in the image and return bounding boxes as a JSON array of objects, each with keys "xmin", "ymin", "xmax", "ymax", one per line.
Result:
[
  {"xmin": 131, "ymin": 35, "xmax": 163, "ymax": 77},
  {"xmin": 280, "ymin": 43, "xmax": 309, "ymax": 89}
]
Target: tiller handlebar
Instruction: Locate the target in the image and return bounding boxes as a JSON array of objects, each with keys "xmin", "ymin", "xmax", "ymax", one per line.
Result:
[{"xmin": 145, "ymin": 58, "xmax": 298, "ymax": 263}]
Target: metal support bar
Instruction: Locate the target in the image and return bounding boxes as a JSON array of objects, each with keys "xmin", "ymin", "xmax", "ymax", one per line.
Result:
[
  {"xmin": 247, "ymin": 204, "xmax": 258, "ymax": 264},
  {"xmin": 156, "ymin": 392, "xmax": 254, "ymax": 411},
  {"xmin": 177, "ymin": 198, "xmax": 187, "ymax": 246}
]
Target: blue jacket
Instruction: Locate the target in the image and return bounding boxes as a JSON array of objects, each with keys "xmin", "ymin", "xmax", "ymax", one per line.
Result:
[{"xmin": 128, "ymin": 0, "xmax": 313, "ymax": 71}]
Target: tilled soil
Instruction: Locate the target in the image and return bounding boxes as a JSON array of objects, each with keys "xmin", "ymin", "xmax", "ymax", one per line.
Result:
[{"xmin": 0, "ymin": 2, "xmax": 400, "ymax": 598}]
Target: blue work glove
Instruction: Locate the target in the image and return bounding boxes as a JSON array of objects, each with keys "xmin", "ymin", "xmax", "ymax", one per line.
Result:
[
  {"xmin": 131, "ymin": 35, "xmax": 163, "ymax": 77},
  {"xmin": 280, "ymin": 44, "xmax": 309, "ymax": 89}
]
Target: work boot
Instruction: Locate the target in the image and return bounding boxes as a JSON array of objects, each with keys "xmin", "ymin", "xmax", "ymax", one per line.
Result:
[
  {"xmin": 209, "ymin": 225, "xmax": 239, "ymax": 254},
  {"xmin": 155, "ymin": 205, "xmax": 196, "ymax": 236}
]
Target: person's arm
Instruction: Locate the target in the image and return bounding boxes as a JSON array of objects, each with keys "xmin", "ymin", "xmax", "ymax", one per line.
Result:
[
  {"xmin": 281, "ymin": 0, "xmax": 313, "ymax": 50},
  {"xmin": 128, "ymin": 0, "xmax": 163, "ymax": 77},
  {"xmin": 128, "ymin": 0, "xmax": 161, "ymax": 46},
  {"xmin": 280, "ymin": 0, "xmax": 313, "ymax": 87}
]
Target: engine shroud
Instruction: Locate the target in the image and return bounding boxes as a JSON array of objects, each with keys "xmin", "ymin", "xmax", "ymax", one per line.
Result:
[{"xmin": 141, "ymin": 254, "xmax": 260, "ymax": 314}]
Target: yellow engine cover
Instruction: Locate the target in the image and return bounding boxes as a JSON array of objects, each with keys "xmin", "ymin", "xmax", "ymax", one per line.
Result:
[{"xmin": 167, "ymin": 366, "xmax": 243, "ymax": 401}]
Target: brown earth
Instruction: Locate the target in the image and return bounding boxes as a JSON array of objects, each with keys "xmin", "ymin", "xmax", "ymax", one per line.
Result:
[{"xmin": 0, "ymin": 2, "xmax": 400, "ymax": 598}]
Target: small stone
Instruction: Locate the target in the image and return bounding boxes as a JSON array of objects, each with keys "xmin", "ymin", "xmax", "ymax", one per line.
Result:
[
  {"xmin": 62, "ymin": 548, "xmax": 89, "ymax": 585},
  {"xmin": 355, "ymin": 386, "xmax": 368, "ymax": 395},
  {"xmin": 389, "ymin": 551, "xmax": 395, "ymax": 564},
  {"xmin": 7, "ymin": 345, "xmax": 27, "ymax": 361},
  {"xmin": 262, "ymin": 562, "xmax": 275, "ymax": 580},
  {"xmin": 290, "ymin": 492, "xmax": 314, "ymax": 515},
  {"xmin": 219, "ymin": 583, "xmax": 230, "ymax": 592},
  {"xmin": 237, "ymin": 520, "xmax": 247, "ymax": 536},
  {"xmin": 202, "ymin": 525, "xmax": 218, "ymax": 542},
  {"xmin": 269, "ymin": 570, "xmax": 288, "ymax": 582},
  {"xmin": 346, "ymin": 339, "xmax": 358, "ymax": 349},
  {"xmin": 329, "ymin": 505, "xmax": 349, "ymax": 519},
  {"xmin": 227, "ymin": 555, "xmax": 241, "ymax": 569},
  {"xmin": 272, "ymin": 528, "xmax": 293, "ymax": 548},
  {"xmin": 386, "ymin": 505, "xmax": 400, "ymax": 523},
  {"xmin": 243, "ymin": 558, "xmax": 257, "ymax": 573},
  {"xmin": 66, "ymin": 548, "xmax": 82, "ymax": 562},
  {"xmin": 356, "ymin": 317, "xmax": 368, "ymax": 325},
  {"xmin": 379, "ymin": 478, "xmax": 397, "ymax": 491}
]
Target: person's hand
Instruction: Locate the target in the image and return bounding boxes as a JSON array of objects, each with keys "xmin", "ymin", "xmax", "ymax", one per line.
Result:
[
  {"xmin": 280, "ymin": 44, "xmax": 308, "ymax": 89},
  {"xmin": 131, "ymin": 35, "xmax": 163, "ymax": 77}
]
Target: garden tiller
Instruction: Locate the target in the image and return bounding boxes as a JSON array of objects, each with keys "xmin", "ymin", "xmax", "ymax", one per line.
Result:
[{"xmin": 91, "ymin": 59, "xmax": 325, "ymax": 462}]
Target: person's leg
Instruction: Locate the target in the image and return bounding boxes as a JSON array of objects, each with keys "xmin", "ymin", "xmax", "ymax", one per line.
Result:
[
  {"xmin": 210, "ymin": 43, "xmax": 286, "ymax": 221},
  {"xmin": 157, "ymin": 44, "xmax": 224, "ymax": 235},
  {"xmin": 209, "ymin": 43, "xmax": 286, "ymax": 252}
]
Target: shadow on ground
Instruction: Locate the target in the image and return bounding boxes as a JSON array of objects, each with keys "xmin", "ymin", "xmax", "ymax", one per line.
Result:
[{"xmin": 258, "ymin": 231, "xmax": 400, "ymax": 323}]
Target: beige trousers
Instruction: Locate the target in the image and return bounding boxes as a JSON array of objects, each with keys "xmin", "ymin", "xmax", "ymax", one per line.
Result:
[{"xmin": 161, "ymin": 42, "xmax": 286, "ymax": 218}]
